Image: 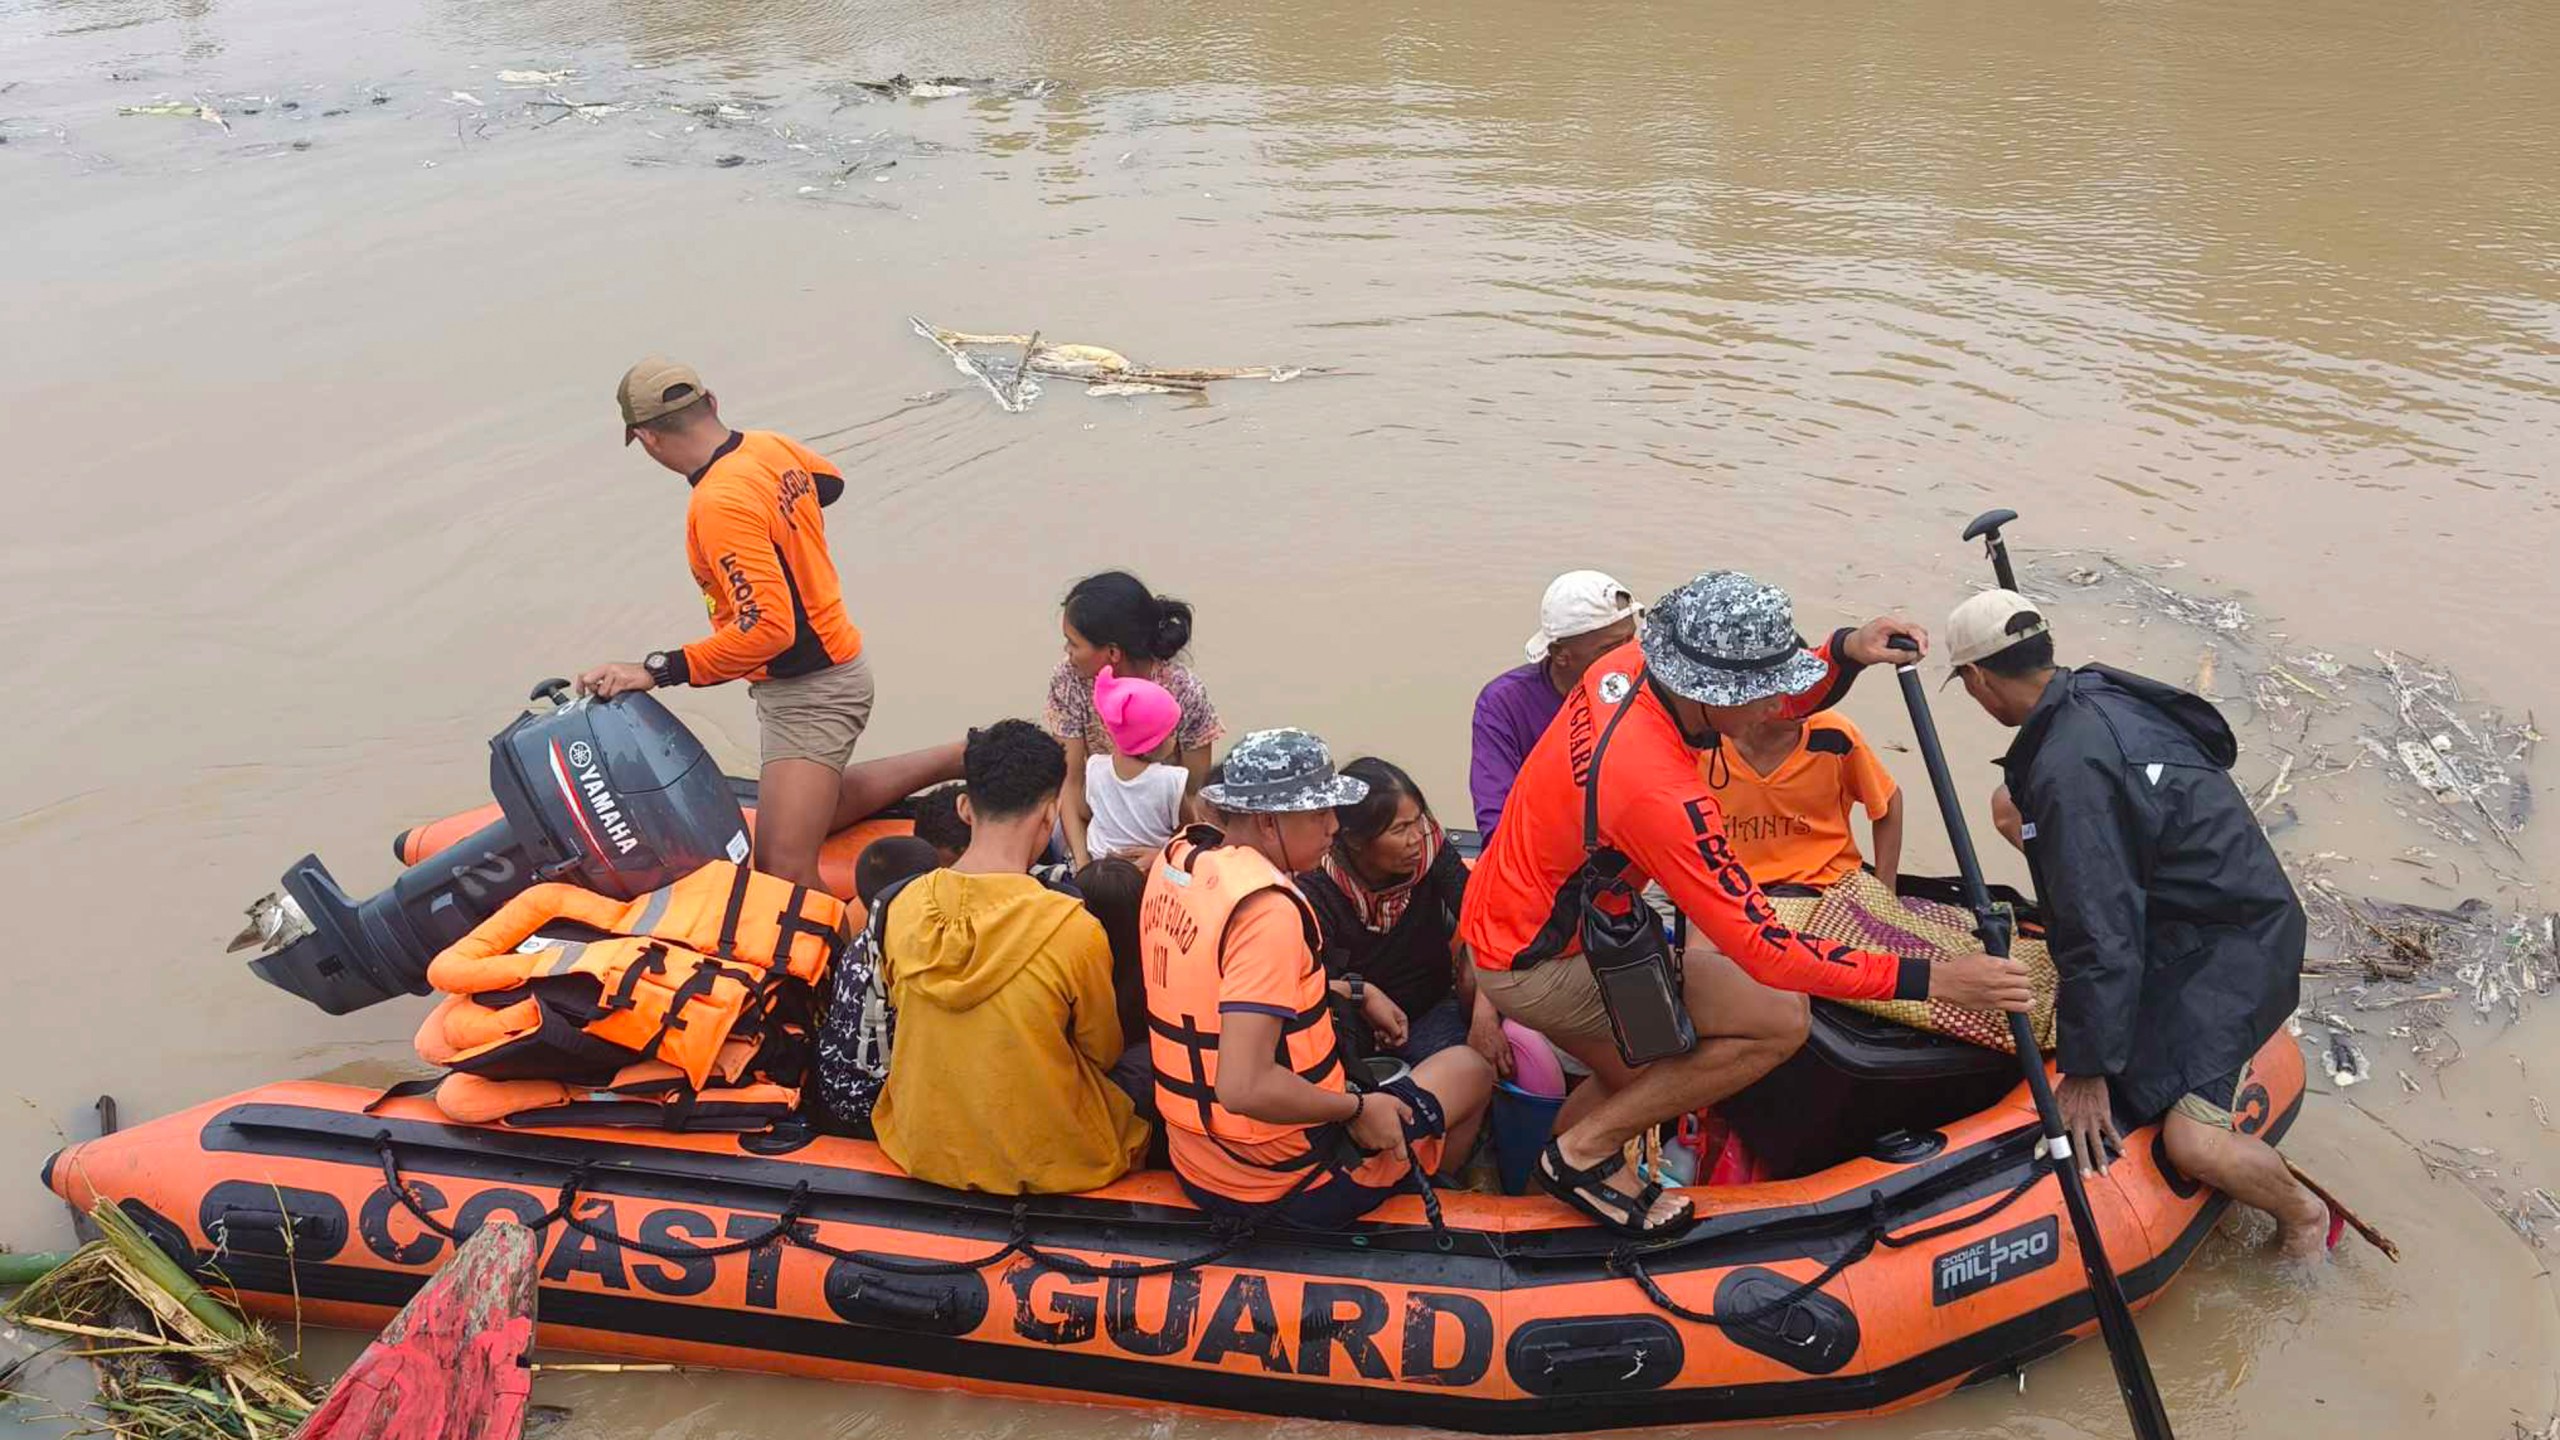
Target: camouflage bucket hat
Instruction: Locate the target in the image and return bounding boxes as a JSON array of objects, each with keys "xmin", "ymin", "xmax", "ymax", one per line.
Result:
[
  {"xmin": 1639, "ymin": 570, "xmax": 1832, "ymax": 707},
  {"xmin": 1200, "ymin": 729, "xmax": 1369, "ymax": 814}
]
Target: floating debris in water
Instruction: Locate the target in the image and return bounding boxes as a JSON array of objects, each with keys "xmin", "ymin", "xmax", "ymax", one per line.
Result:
[
  {"xmin": 116, "ymin": 98, "xmax": 229, "ymax": 132},
  {"xmin": 528, "ymin": 91, "xmax": 622, "ymax": 121},
  {"xmin": 841, "ymin": 74, "xmax": 1058, "ymax": 103},
  {"xmin": 5, "ymin": 1201, "xmax": 318, "ymax": 1437},
  {"xmin": 2023, "ymin": 548, "xmax": 2552, "ymax": 1234},
  {"xmin": 498, "ymin": 68, "xmax": 573, "ymax": 86},
  {"xmin": 910, "ymin": 319, "xmax": 1322, "ymax": 412}
]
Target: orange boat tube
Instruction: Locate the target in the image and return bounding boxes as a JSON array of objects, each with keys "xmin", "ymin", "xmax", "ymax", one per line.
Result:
[{"xmin": 43, "ymin": 1033, "xmax": 2301, "ymax": 1432}]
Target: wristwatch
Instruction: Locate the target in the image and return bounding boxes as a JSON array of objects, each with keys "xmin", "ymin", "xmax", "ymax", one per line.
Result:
[
  {"xmin": 642, "ymin": 650, "xmax": 684, "ymax": 688},
  {"xmin": 1345, "ymin": 973, "xmax": 1367, "ymax": 1004}
]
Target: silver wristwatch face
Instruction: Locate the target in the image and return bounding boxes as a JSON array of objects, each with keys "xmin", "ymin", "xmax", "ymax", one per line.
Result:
[{"xmin": 645, "ymin": 651, "xmax": 669, "ymax": 672}]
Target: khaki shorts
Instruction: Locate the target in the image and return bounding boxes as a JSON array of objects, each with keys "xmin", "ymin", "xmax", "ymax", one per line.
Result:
[
  {"xmin": 1477, "ymin": 954, "xmax": 1614, "ymax": 1050},
  {"xmin": 2169, "ymin": 1058, "xmax": 2256, "ymax": 1130},
  {"xmin": 2115, "ymin": 1056, "xmax": 2258, "ymax": 1133},
  {"xmin": 749, "ymin": 652, "xmax": 874, "ymax": 768}
]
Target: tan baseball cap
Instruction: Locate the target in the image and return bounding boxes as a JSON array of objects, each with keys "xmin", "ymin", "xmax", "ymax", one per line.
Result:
[
  {"xmin": 1947, "ymin": 589, "xmax": 2050, "ymax": 668},
  {"xmin": 616, "ymin": 357, "xmax": 708, "ymax": 444}
]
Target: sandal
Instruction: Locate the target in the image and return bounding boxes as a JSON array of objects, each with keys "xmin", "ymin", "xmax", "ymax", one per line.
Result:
[{"xmin": 1534, "ymin": 1139, "xmax": 1698, "ymax": 1239}]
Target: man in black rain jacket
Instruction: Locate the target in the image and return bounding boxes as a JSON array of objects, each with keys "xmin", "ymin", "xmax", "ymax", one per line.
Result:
[{"xmin": 1949, "ymin": 590, "xmax": 2332, "ymax": 1263}]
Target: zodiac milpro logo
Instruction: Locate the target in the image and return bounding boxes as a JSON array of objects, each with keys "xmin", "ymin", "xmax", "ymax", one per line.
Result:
[{"xmin": 1930, "ymin": 1216, "xmax": 2059, "ymax": 1306}]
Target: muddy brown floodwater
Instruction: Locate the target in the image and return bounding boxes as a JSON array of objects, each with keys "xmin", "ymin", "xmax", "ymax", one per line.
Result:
[{"xmin": 5, "ymin": 0, "xmax": 2559, "ymax": 1434}]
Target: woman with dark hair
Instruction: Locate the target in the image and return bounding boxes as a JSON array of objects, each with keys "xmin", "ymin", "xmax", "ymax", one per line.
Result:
[
  {"xmin": 1298, "ymin": 758, "xmax": 1513, "ymax": 1075},
  {"xmin": 1046, "ymin": 571, "xmax": 1223, "ymax": 867}
]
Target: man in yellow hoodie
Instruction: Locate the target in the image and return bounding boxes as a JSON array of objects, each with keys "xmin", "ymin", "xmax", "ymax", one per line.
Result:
[{"xmin": 873, "ymin": 720, "xmax": 1150, "ymax": 1194}]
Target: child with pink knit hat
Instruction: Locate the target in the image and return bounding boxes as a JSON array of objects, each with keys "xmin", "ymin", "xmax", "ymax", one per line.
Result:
[{"xmin": 1084, "ymin": 667, "xmax": 1188, "ymax": 860}]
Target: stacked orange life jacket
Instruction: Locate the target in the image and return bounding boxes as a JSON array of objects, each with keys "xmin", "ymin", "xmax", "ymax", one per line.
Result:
[{"xmin": 412, "ymin": 861, "xmax": 845, "ymax": 1129}]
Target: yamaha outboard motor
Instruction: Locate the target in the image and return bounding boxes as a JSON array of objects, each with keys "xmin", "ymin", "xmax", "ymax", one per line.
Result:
[{"xmin": 239, "ymin": 680, "xmax": 751, "ymax": 1015}]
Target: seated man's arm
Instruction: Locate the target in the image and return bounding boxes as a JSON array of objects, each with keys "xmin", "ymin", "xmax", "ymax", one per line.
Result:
[
  {"xmin": 1469, "ymin": 687, "xmax": 1530, "ymax": 835},
  {"xmin": 1847, "ymin": 733, "xmax": 1904, "ymax": 890},
  {"xmin": 1991, "ymin": 784, "xmax": 2026, "ymax": 853},
  {"xmin": 1215, "ymin": 1012, "xmax": 1360, "ymax": 1126},
  {"xmin": 1869, "ymin": 790, "xmax": 1905, "ymax": 892},
  {"xmin": 2026, "ymin": 753, "xmax": 2153, "ymax": 1081},
  {"xmin": 1211, "ymin": 892, "xmax": 1363, "ymax": 1127}
]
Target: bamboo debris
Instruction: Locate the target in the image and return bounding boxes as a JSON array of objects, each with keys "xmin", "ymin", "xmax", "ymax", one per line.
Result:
[
  {"xmin": 3, "ymin": 1202, "xmax": 316, "ymax": 1438},
  {"xmin": 909, "ymin": 319, "xmax": 1323, "ymax": 410},
  {"xmin": 527, "ymin": 1352, "xmax": 711, "ymax": 1363},
  {"xmin": 1004, "ymin": 330, "xmax": 1042, "ymax": 413},
  {"xmin": 0, "ymin": 1252, "xmax": 72, "ymax": 1285},
  {"xmin": 908, "ymin": 317, "xmax": 1026, "ymax": 413}
]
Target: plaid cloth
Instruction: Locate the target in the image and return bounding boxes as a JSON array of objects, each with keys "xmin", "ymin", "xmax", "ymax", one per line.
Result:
[{"xmin": 1766, "ymin": 870, "xmax": 2059, "ymax": 1054}]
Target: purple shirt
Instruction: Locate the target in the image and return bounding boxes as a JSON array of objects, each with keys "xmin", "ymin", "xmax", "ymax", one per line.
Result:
[{"xmin": 1469, "ymin": 663, "xmax": 1565, "ymax": 836}]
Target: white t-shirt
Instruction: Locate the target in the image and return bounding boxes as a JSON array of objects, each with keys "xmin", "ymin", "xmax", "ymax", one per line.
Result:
[{"xmin": 1085, "ymin": 755, "xmax": 1187, "ymax": 859}]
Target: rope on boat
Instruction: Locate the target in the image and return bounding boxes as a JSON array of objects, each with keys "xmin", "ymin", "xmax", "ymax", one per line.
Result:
[
  {"xmin": 369, "ymin": 1128, "xmax": 1430, "ymax": 1282},
  {"xmin": 374, "ymin": 1132, "xmax": 593, "ymax": 1239},
  {"xmin": 1611, "ymin": 1160, "xmax": 2051, "ymax": 1330}
]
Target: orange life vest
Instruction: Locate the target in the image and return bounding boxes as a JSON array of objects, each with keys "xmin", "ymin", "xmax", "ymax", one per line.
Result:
[
  {"xmin": 428, "ymin": 1039, "xmax": 804, "ymax": 1132},
  {"xmin": 1141, "ymin": 829, "xmax": 1339, "ymax": 1165},
  {"xmin": 415, "ymin": 862, "xmax": 844, "ymax": 1091}
]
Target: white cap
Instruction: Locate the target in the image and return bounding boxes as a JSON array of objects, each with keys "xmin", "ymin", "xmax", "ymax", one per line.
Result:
[
  {"xmin": 1947, "ymin": 589, "xmax": 2050, "ymax": 668},
  {"xmin": 1526, "ymin": 571, "xmax": 1641, "ymax": 664}
]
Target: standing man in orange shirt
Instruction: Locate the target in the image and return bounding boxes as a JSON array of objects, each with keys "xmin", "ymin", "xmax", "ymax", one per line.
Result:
[{"xmin": 578, "ymin": 358, "xmax": 876, "ymax": 888}]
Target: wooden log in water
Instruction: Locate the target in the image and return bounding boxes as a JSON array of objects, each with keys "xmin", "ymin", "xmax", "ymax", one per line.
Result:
[{"xmin": 291, "ymin": 1221, "xmax": 540, "ymax": 1440}]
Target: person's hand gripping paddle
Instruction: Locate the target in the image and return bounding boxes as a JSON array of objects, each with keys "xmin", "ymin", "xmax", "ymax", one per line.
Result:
[{"xmin": 1885, "ymin": 633, "xmax": 2177, "ymax": 1440}]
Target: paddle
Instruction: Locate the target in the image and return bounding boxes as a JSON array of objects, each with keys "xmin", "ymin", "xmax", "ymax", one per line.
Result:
[
  {"xmin": 1885, "ymin": 634, "xmax": 2176, "ymax": 1440},
  {"xmin": 1964, "ymin": 508, "xmax": 2022, "ymax": 590}
]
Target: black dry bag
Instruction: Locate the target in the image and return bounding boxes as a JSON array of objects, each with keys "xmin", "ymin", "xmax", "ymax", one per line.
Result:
[
  {"xmin": 1577, "ymin": 667, "xmax": 1700, "ymax": 1069},
  {"xmin": 1582, "ymin": 877, "xmax": 1696, "ymax": 1067}
]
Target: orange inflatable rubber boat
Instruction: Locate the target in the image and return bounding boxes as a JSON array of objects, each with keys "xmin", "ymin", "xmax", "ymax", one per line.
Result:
[
  {"xmin": 44, "ymin": 1023, "xmax": 2301, "ymax": 1432},
  {"xmin": 179, "ymin": 703, "xmax": 2311, "ymax": 1430}
]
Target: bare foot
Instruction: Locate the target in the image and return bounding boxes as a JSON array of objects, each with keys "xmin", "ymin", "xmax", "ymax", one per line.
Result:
[{"xmin": 2273, "ymin": 1198, "xmax": 2335, "ymax": 1266}]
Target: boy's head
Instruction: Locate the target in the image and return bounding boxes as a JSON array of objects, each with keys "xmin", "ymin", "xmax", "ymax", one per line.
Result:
[
  {"xmin": 1947, "ymin": 590, "xmax": 2058, "ymax": 727},
  {"xmin": 853, "ymin": 835, "xmax": 939, "ymax": 907},
  {"xmin": 911, "ymin": 783, "xmax": 971, "ymax": 864},
  {"xmin": 958, "ymin": 720, "xmax": 1067, "ymax": 836}
]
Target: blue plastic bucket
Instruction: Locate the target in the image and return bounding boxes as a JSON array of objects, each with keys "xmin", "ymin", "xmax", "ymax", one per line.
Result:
[{"xmin": 1488, "ymin": 1081, "xmax": 1567, "ymax": 1196}]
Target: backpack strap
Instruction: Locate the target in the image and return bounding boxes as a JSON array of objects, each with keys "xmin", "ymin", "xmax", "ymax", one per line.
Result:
[{"xmin": 864, "ymin": 872, "xmax": 926, "ymax": 965}]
